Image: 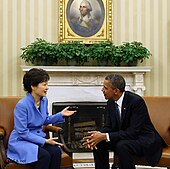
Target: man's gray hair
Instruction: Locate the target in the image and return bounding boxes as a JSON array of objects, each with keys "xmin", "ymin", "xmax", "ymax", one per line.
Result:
[{"xmin": 80, "ymin": 0, "xmax": 92, "ymax": 11}]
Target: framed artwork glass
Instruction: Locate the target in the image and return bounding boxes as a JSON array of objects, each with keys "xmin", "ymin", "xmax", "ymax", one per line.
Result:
[{"xmin": 59, "ymin": 0, "xmax": 112, "ymax": 43}]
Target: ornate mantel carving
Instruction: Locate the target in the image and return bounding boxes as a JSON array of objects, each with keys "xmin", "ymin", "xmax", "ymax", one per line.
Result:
[{"xmin": 21, "ymin": 66, "xmax": 151, "ymax": 96}]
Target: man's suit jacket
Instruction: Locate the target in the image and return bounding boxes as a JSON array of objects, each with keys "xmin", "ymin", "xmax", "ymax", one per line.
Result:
[{"xmin": 101, "ymin": 91, "xmax": 163, "ymax": 166}]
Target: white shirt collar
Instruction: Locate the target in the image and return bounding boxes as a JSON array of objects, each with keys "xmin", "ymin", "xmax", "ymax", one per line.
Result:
[{"xmin": 116, "ymin": 92, "xmax": 125, "ymax": 109}]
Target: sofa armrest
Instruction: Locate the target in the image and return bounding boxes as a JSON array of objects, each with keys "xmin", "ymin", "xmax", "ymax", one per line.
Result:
[
  {"xmin": 43, "ymin": 125, "xmax": 63, "ymax": 134},
  {"xmin": 43, "ymin": 125, "xmax": 72, "ymax": 157},
  {"xmin": 0, "ymin": 128, "xmax": 5, "ymax": 139},
  {"xmin": 0, "ymin": 127, "xmax": 7, "ymax": 168}
]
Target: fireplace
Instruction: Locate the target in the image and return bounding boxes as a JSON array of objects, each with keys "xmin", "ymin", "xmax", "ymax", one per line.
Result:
[
  {"xmin": 52, "ymin": 101, "xmax": 107, "ymax": 152},
  {"xmin": 21, "ymin": 66, "xmax": 151, "ymax": 152}
]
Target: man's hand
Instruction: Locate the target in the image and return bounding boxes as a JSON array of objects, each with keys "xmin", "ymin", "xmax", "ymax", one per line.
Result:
[
  {"xmin": 83, "ymin": 131, "xmax": 107, "ymax": 150},
  {"xmin": 46, "ymin": 137, "xmax": 64, "ymax": 146}
]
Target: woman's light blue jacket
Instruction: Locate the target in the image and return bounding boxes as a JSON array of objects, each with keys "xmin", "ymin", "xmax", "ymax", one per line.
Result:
[{"xmin": 7, "ymin": 93, "xmax": 65, "ymax": 164}]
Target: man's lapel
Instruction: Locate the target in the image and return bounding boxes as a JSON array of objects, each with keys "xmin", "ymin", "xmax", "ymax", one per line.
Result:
[{"xmin": 120, "ymin": 92, "xmax": 128, "ymax": 127}]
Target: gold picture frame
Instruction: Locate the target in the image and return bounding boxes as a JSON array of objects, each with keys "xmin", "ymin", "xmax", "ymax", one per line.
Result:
[{"xmin": 59, "ymin": 0, "xmax": 112, "ymax": 43}]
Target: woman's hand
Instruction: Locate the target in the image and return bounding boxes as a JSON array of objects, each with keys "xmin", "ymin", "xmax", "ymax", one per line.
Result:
[
  {"xmin": 45, "ymin": 137, "xmax": 64, "ymax": 146},
  {"xmin": 61, "ymin": 106, "xmax": 76, "ymax": 117}
]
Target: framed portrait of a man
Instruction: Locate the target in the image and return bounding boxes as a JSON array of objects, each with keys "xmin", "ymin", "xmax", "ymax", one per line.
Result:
[{"xmin": 59, "ymin": 0, "xmax": 112, "ymax": 43}]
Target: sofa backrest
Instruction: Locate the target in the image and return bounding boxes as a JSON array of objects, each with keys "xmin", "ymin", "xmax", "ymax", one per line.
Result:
[
  {"xmin": 143, "ymin": 96, "xmax": 170, "ymax": 146},
  {"xmin": 0, "ymin": 96, "xmax": 170, "ymax": 147},
  {"xmin": 0, "ymin": 96, "xmax": 22, "ymax": 148}
]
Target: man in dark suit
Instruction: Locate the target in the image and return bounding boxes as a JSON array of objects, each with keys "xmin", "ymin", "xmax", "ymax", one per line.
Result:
[{"xmin": 83, "ymin": 74, "xmax": 163, "ymax": 169}]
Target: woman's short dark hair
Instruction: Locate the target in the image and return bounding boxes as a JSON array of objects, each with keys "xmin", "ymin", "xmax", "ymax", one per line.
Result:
[
  {"xmin": 23, "ymin": 68, "xmax": 50, "ymax": 93},
  {"xmin": 105, "ymin": 74, "xmax": 126, "ymax": 92}
]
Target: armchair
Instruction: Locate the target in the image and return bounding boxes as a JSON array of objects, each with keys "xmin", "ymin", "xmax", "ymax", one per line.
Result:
[{"xmin": 0, "ymin": 96, "xmax": 74, "ymax": 169}]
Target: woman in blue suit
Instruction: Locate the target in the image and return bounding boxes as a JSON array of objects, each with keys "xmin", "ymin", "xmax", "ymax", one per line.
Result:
[{"xmin": 7, "ymin": 68, "xmax": 75, "ymax": 169}]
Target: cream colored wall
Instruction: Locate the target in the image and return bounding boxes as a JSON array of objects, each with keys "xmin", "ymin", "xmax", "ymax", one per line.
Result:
[{"xmin": 0, "ymin": 0, "xmax": 170, "ymax": 96}]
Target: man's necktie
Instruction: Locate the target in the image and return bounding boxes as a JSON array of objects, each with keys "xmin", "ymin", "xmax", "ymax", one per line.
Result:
[{"xmin": 115, "ymin": 103, "xmax": 121, "ymax": 121}]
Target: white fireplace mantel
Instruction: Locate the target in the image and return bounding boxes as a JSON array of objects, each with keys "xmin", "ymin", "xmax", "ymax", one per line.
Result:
[
  {"xmin": 21, "ymin": 65, "xmax": 151, "ymax": 73},
  {"xmin": 21, "ymin": 65, "xmax": 151, "ymax": 95},
  {"xmin": 21, "ymin": 65, "xmax": 151, "ymax": 114}
]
